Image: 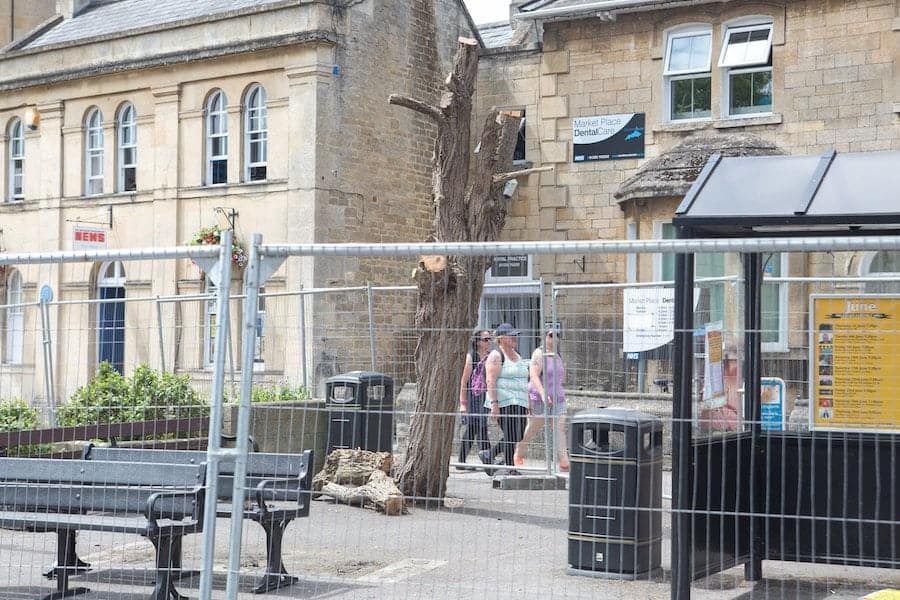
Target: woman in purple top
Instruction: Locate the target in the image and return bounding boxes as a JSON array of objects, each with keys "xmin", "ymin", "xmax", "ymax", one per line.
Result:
[{"xmin": 514, "ymin": 326, "xmax": 570, "ymax": 471}]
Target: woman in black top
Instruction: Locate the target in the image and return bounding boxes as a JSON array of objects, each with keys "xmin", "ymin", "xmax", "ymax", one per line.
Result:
[{"xmin": 457, "ymin": 329, "xmax": 493, "ymax": 470}]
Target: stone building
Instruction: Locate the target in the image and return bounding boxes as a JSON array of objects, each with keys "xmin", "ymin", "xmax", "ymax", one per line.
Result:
[
  {"xmin": 477, "ymin": 0, "xmax": 899, "ymax": 396},
  {"xmin": 0, "ymin": 0, "xmax": 478, "ymax": 407}
]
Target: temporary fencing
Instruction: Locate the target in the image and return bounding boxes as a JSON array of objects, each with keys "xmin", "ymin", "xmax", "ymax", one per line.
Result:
[{"xmin": 0, "ymin": 235, "xmax": 898, "ymax": 599}]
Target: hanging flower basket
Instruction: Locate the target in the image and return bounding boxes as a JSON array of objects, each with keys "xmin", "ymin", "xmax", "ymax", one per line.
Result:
[{"xmin": 189, "ymin": 225, "xmax": 248, "ymax": 270}]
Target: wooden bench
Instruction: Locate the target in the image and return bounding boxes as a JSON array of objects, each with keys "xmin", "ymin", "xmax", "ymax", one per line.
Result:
[
  {"xmin": 84, "ymin": 446, "xmax": 313, "ymax": 594},
  {"xmin": 0, "ymin": 457, "xmax": 205, "ymax": 600}
]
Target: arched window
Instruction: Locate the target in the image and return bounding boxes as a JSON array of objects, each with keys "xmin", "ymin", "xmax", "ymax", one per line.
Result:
[
  {"xmin": 97, "ymin": 261, "xmax": 126, "ymax": 374},
  {"xmin": 663, "ymin": 24, "xmax": 713, "ymax": 121},
  {"xmin": 85, "ymin": 108, "xmax": 104, "ymax": 196},
  {"xmin": 244, "ymin": 84, "xmax": 267, "ymax": 182},
  {"xmin": 117, "ymin": 103, "xmax": 137, "ymax": 192},
  {"xmin": 719, "ymin": 17, "xmax": 774, "ymax": 116},
  {"xmin": 861, "ymin": 251, "xmax": 900, "ymax": 294},
  {"xmin": 4, "ymin": 269, "xmax": 24, "ymax": 364},
  {"xmin": 7, "ymin": 118, "xmax": 24, "ymax": 201},
  {"xmin": 206, "ymin": 90, "xmax": 228, "ymax": 185}
]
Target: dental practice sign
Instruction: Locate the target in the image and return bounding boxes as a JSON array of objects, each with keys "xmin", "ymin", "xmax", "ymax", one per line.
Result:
[{"xmin": 573, "ymin": 113, "xmax": 645, "ymax": 162}]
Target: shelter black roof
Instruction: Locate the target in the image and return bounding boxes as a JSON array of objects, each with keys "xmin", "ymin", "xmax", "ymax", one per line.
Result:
[{"xmin": 674, "ymin": 150, "xmax": 900, "ymax": 237}]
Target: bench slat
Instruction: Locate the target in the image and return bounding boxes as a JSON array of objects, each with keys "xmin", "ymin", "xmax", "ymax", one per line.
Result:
[
  {"xmin": 87, "ymin": 448, "xmax": 308, "ymax": 478},
  {"xmin": 0, "ymin": 458, "xmax": 204, "ymax": 488},
  {"xmin": 0, "ymin": 511, "xmax": 199, "ymax": 535}
]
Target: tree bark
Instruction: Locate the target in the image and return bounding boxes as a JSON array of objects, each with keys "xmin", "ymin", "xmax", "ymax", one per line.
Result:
[{"xmin": 390, "ymin": 38, "xmax": 528, "ymax": 504}]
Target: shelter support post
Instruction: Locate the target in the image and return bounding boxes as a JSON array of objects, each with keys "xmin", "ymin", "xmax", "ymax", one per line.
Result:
[
  {"xmin": 671, "ymin": 245, "xmax": 695, "ymax": 600},
  {"xmin": 743, "ymin": 252, "xmax": 763, "ymax": 581}
]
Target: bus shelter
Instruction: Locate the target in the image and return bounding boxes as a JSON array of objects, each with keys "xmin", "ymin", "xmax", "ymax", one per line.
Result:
[{"xmin": 669, "ymin": 149, "xmax": 900, "ymax": 598}]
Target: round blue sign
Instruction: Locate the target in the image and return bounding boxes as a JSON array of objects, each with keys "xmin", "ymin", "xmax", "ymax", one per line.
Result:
[{"xmin": 39, "ymin": 284, "xmax": 53, "ymax": 303}]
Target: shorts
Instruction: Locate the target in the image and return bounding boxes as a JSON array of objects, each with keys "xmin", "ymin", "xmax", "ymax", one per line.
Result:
[{"xmin": 529, "ymin": 390, "xmax": 566, "ymax": 416}]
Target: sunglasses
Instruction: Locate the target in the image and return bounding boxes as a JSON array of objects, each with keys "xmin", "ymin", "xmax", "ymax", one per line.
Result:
[{"xmin": 478, "ymin": 337, "xmax": 492, "ymax": 342}]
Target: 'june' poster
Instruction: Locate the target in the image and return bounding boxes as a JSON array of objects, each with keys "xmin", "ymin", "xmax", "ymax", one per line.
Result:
[{"xmin": 809, "ymin": 295, "xmax": 900, "ymax": 432}]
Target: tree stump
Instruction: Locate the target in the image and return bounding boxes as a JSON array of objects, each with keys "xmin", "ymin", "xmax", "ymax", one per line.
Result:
[{"xmin": 312, "ymin": 449, "xmax": 405, "ymax": 515}]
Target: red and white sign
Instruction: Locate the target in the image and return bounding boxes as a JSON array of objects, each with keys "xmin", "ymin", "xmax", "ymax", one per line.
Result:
[{"xmin": 73, "ymin": 226, "xmax": 108, "ymax": 250}]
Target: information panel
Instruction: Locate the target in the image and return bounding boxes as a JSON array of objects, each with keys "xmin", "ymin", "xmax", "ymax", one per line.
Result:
[{"xmin": 809, "ymin": 295, "xmax": 900, "ymax": 432}]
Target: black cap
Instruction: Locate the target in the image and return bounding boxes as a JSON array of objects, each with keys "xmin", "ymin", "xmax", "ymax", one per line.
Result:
[{"xmin": 495, "ymin": 323, "xmax": 519, "ymax": 337}]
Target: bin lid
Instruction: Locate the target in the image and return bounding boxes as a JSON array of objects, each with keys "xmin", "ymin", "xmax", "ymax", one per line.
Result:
[
  {"xmin": 572, "ymin": 407, "xmax": 662, "ymax": 427},
  {"xmin": 325, "ymin": 371, "xmax": 393, "ymax": 385}
]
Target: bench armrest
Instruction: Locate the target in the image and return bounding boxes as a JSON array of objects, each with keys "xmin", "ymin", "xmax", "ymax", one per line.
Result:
[
  {"xmin": 253, "ymin": 478, "xmax": 309, "ymax": 514},
  {"xmin": 145, "ymin": 488, "xmax": 204, "ymax": 529}
]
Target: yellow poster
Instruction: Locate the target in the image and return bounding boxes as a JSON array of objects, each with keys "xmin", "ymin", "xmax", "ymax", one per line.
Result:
[{"xmin": 810, "ymin": 295, "xmax": 900, "ymax": 432}]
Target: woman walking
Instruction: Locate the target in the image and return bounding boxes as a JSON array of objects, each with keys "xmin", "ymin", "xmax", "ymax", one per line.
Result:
[
  {"xmin": 515, "ymin": 326, "xmax": 570, "ymax": 471},
  {"xmin": 457, "ymin": 329, "xmax": 493, "ymax": 470},
  {"xmin": 484, "ymin": 323, "xmax": 529, "ymax": 476}
]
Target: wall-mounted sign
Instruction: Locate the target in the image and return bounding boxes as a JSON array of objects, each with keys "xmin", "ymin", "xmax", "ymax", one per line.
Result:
[
  {"xmin": 623, "ymin": 286, "xmax": 699, "ymax": 354},
  {"xmin": 573, "ymin": 113, "xmax": 645, "ymax": 162},
  {"xmin": 623, "ymin": 287, "xmax": 675, "ymax": 353},
  {"xmin": 490, "ymin": 255, "xmax": 529, "ymax": 279},
  {"xmin": 760, "ymin": 377, "xmax": 785, "ymax": 431},
  {"xmin": 809, "ymin": 295, "xmax": 900, "ymax": 433},
  {"xmin": 73, "ymin": 226, "xmax": 107, "ymax": 250}
]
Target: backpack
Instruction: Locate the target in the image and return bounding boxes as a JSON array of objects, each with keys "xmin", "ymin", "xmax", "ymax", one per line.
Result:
[{"xmin": 470, "ymin": 350, "xmax": 487, "ymax": 396}]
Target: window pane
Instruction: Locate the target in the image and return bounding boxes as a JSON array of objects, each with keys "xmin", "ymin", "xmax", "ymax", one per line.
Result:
[
  {"xmin": 668, "ymin": 36, "xmax": 692, "ymax": 72},
  {"xmin": 671, "ymin": 76, "xmax": 711, "ymax": 120},
  {"xmin": 123, "ymin": 167, "xmax": 136, "ymax": 192},
  {"xmin": 250, "ymin": 141, "xmax": 262, "ymax": 164},
  {"xmin": 730, "ymin": 70, "xmax": 772, "ymax": 115},
  {"xmin": 249, "ymin": 165, "xmax": 267, "ymax": 182},
  {"xmin": 90, "ymin": 155, "xmax": 103, "ymax": 175},
  {"xmin": 89, "ymin": 179, "xmax": 102, "ymax": 195},
  {"xmin": 721, "ymin": 26, "xmax": 772, "ymax": 67},
  {"xmin": 122, "ymin": 147, "xmax": 136, "ymax": 165},
  {"xmin": 212, "ymin": 159, "xmax": 227, "ymax": 184},
  {"xmin": 212, "ymin": 136, "xmax": 226, "ymax": 157},
  {"xmin": 689, "ymin": 34, "xmax": 711, "ymax": 71},
  {"xmin": 513, "ymin": 115, "xmax": 526, "ymax": 161}
]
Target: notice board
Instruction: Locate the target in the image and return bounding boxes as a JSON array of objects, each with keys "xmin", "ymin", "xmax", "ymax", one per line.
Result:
[{"xmin": 809, "ymin": 295, "xmax": 900, "ymax": 432}]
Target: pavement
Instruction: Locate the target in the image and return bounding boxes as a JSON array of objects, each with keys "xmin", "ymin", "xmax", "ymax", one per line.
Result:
[{"xmin": 0, "ymin": 461, "xmax": 897, "ymax": 599}]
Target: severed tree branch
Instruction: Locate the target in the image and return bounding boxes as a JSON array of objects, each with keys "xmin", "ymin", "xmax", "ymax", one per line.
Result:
[
  {"xmin": 389, "ymin": 94, "xmax": 446, "ymax": 125},
  {"xmin": 492, "ymin": 165, "xmax": 554, "ymax": 183}
]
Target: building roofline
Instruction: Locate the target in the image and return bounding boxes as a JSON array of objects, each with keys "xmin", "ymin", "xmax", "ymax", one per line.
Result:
[
  {"xmin": 2, "ymin": 0, "xmax": 307, "ymax": 58},
  {"xmin": 517, "ymin": 0, "xmax": 732, "ymax": 21},
  {"xmin": 0, "ymin": 30, "xmax": 337, "ymax": 92}
]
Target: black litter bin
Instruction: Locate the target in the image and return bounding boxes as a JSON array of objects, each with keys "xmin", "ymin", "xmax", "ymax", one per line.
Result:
[
  {"xmin": 568, "ymin": 408, "xmax": 663, "ymax": 579},
  {"xmin": 325, "ymin": 371, "xmax": 394, "ymax": 454}
]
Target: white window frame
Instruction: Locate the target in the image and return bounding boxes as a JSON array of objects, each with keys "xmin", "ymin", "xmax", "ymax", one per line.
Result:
[
  {"xmin": 663, "ymin": 25, "xmax": 712, "ymax": 122},
  {"xmin": 84, "ymin": 108, "xmax": 104, "ymax": 196},
  {"xmin": 244, "ymin": 85, "xmax": 268, "ymax": 182},
  {"xmin": 718, "ymin": 22, "xmax": 773, "ymax": 69},
  {"xmin": 4, "ymin": 269, "xmax": 24, "ymax": 364},
  {"xmin": 652, "ymin": 220, "xmax": 675, "ymax": 281},
  {"xmin": 719, "ymin": 21, "xmax": 774, "ymax": 118},
  {"xmin": 205, "ymin": 90, "xmax": 228, "ymax": 186},
  {"xmin": 203, "ymin": 279, "xmax": 218, "ymax": 368},
  {"xmin": 254, "ymin": 287, "xmax": 266, "ymax": 366},
  {"xmin": 485, "ymin": 254, "xmax": 533, "ymax": 284},
  {"xmin": 7, "ymin": 118, "xmax": 24, "ymax": 202},
  {"xmin": 761, "ymin": 252, "xmax": 789, "ymax": 353},
  {"xmin": 96, "ymin": 261, "xmax": 126, "ymax": 369},
  {"xmin": 626, "ymin": 222, "xmax": 638, "ymax": 283},
  {"xmin": 117, "ymin": 103, "xmax": 137, "ymax": 193},
  {"xmin": 723, "ymin": 64, "xmax": 774, "ymax": 118}
]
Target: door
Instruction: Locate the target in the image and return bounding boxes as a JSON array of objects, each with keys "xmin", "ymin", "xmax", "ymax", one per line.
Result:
[{"xmin": 97, "ymin": 262, "xmax": 126, "ymax": 374}]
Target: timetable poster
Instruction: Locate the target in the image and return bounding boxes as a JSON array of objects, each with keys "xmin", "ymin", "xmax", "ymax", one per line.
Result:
[{"xmin": 810, "ymin": 295, "xmax": 900, "ymax": 432}]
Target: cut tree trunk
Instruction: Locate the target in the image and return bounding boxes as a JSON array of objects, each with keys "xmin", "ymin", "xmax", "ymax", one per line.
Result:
[
  {"xmin": 389, "ymin": 37, "xmax": 549, "ymax": 504},
  {"xmin": 312, "ymin": 449, "xmax": 404, "ymax": 515}
]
